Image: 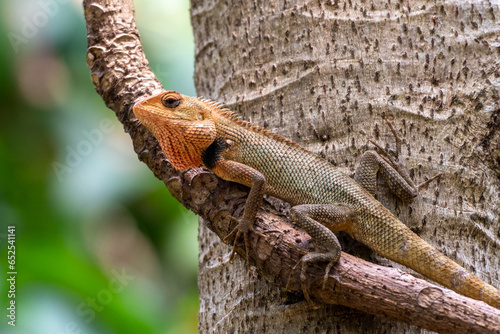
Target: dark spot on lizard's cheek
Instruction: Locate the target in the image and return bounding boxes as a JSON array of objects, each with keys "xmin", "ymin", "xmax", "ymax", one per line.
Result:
[{"xmin": 201, "ymin": 138, "xmax": 227, "ymax": 169}]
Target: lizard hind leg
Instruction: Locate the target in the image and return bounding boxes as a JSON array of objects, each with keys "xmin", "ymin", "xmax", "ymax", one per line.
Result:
[
  {"xmin": 289, "ymin": 204, "xmax": 356, "ymax": 306},
  {"xmin": 355, "ymin": 119, "xmax": 441, "ymax": 202}
]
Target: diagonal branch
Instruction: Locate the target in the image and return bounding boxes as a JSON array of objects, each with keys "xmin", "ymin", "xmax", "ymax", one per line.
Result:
[{"xmin": 83, "ymin": 0, "xmax": 500, "ymax": 333}]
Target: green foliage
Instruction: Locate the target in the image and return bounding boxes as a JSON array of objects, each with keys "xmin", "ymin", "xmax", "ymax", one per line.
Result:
[{"xmin": 0, "ymin": 0, "xmax": 198, "ymax": 333}]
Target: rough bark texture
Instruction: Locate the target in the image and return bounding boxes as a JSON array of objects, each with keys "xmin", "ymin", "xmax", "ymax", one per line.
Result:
[
  {"xmin": 83, "ymin": 0, "xmax": 500, "ymax": 333},
  {"xmin": 191, "ymin": 0, "xmax": 500, "ymax": 333}
]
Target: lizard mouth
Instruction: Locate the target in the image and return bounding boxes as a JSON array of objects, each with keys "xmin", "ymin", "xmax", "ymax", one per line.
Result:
[
  {"xmin": 132, "ymin": 99, "xmax": 149, "ymax": 121},
  {"xmin": 133, "ymin": 99, "xmax": 154, "ymax": 118},
  {"xmin": 132, "ymin": 92, "xmax": 166, "ymax": 120},
  {"xmin": 133, "ymin": 99, "xmax": 166, "ymax": 128}
]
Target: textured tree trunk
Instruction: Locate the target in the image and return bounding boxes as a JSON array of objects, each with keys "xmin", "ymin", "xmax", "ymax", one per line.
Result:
[{"xmin": 193, "ymin": 0, "xmax": 500, "ymax": 333}]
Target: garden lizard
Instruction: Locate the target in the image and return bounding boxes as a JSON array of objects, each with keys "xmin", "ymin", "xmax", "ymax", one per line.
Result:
[{"xmin": 133, "ymin": 90, "xmax": 500, "ymax": 309}]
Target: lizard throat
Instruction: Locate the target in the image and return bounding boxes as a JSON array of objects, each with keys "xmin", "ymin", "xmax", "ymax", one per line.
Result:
[{"xmin": 155, "ymin": 126, "xmax": 206, "ymax": 171}]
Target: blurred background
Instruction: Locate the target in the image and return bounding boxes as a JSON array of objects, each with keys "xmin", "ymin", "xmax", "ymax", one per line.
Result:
[{"xmin": 0, "ymin": 0, "xmax": 199, "ymax": 333}]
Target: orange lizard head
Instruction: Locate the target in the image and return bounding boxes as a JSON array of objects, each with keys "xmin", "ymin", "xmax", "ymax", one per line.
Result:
[{"xmin": 133, "ymin": 91, "xmax": 217, "ymax": 170}]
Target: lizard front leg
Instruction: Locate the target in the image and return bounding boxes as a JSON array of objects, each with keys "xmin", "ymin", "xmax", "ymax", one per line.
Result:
[
  {"xmin": 290, "ymin": 204, "xmax": 356, "ymax": 305},
  {"xmin": 355, "ymin": 119, "xmax": 442, "ymax": 201},
  {"xmin": 211, "ymin": 159, "xmax": 266, "ymax": 262}
]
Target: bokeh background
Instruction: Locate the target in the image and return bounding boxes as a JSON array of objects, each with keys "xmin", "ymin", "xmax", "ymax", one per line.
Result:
[{"xmin": 0, "ymin": 0, "xmax": 199, "ymax": 333}]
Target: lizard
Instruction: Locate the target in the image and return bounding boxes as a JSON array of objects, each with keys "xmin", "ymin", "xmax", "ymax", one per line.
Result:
[{"xmin": 133, "ymin": 90, "xmax": 500, "ymax": 309}]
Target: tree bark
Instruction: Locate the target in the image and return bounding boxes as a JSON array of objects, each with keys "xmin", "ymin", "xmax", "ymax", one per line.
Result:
[{"xmin": 83, "ymin": 0, "xmax": 500, "ymax": 333}]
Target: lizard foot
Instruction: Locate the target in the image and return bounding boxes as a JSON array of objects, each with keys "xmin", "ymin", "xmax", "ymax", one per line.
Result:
[
  {"xmin": 223, "ymin": 217, "xmax": 265, "ymax": 263},
  {"xmin": 291, "ymin": 251, "xmax": 340, "ymax": 308}
]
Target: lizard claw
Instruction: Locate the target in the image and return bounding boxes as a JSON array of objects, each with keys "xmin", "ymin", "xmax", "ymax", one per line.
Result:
[
  {"xmin": 417, "ymin": 173, "xmax": 443, "ymax": 190},
  {"xmin": 290, "ymin": 251, "xmax": 340, "ymax": 308},
  {"xmin": 223, "ymin": 217, "xmax": 245, "ymax": 263},
  {"xmin": 224, "ymin": 217, "xmax": 265, "ymax": 263}
]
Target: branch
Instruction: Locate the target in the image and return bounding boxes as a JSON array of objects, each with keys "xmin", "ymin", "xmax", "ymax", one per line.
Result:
[{"xmin": 83, "ymin": 1, "xmax": 500, "ymax": 333}]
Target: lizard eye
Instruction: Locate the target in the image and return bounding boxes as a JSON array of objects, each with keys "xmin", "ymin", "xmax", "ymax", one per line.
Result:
[
  {"xmin": 196, "ymin": 113, "xmax": 203, "ymax": 121},
  {"xmin": 161, "ymin": 95, "xmax": 181, "ymax": 108}
]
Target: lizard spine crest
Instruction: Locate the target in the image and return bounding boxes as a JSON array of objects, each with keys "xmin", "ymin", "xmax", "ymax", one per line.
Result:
[{"xmin": 198, "ymin": 97, "xmax": 314, "ymax": 154}]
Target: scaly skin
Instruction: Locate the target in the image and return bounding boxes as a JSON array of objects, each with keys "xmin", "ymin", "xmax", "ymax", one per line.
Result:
[{"xmin": 133, "ymin": 90, "xmax": 500, "ymax": 309}]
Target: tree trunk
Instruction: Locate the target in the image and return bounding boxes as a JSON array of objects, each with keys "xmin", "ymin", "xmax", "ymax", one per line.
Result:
[{"xmin": 193, "ymin": 0, "xmax": 500, "ymax": 333}]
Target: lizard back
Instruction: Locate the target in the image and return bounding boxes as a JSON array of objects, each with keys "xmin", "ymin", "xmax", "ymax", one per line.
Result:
[{"xmin": 213, "ymin": 110, "xmax": 376, "ymax": 209}]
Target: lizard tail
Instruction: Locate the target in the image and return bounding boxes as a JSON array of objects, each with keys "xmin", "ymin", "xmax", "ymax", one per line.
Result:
[{"xmin": 365, "ymin": 218, "xmax": 500, "ymax": 309}]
